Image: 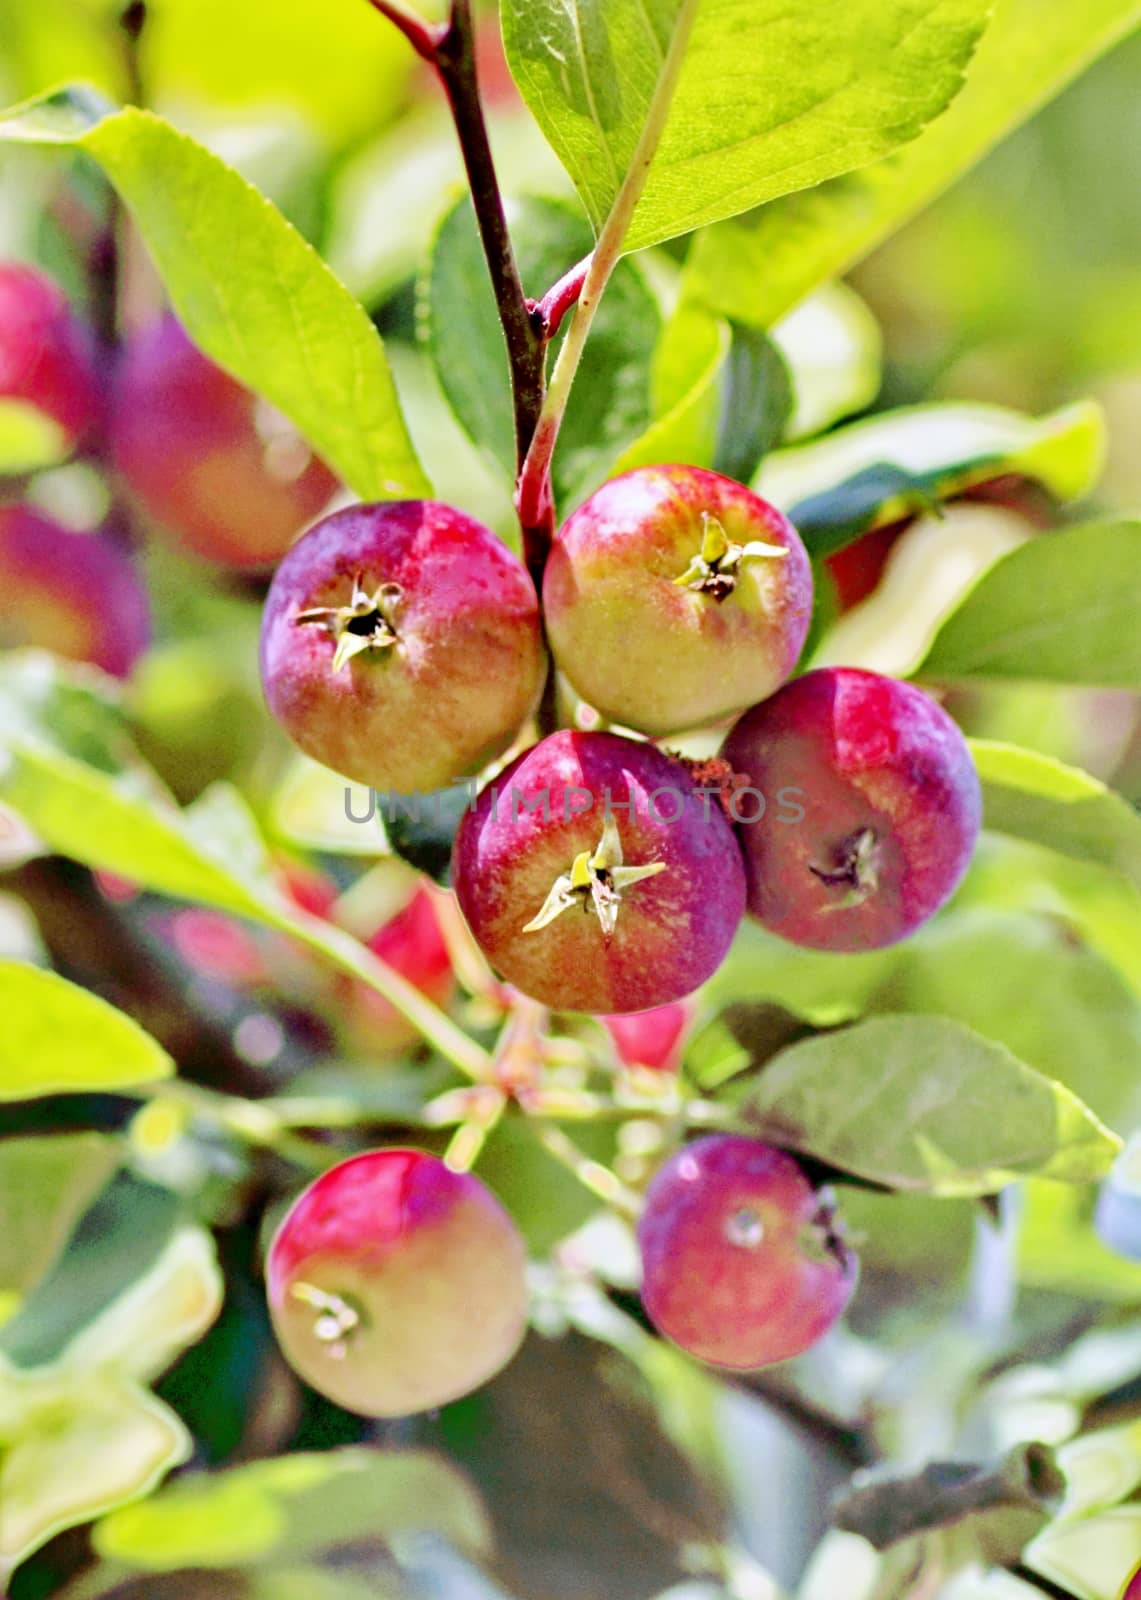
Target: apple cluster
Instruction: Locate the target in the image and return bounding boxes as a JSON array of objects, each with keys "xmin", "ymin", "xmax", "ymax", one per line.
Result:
[
  {"xmin": 257, "ymin": 462, "xmax": 982, "ymax": 1010},
  {"xmin": 256, "ymin": 463, "xmax": 983, "ymax": 1413}
]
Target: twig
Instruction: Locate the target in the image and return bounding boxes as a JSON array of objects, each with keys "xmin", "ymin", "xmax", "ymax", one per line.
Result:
[
  {"xmin": 363, "ymin": 0, "xmax": 445, "ymax": 59},
  {"xmin": 530, "ymin": 253, "xmax": 591, "ymax": 341}
]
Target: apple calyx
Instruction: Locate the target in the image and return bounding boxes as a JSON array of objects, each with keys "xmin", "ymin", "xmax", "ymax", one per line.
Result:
[
  {"xmin": 673, "ymin": 512, "xmax": 788, "ymax": 602},
  {"xmin": 798, "ymin": 1190, "xmax": 854, "ymax": 1270},
  {"xmin": 809, "ymin": 827, "xmax": 881, "ymax": 909},
  {"xmin": 289, "ymin": 1280, "xmax": 363, "ymax": 1360},
  {"xmin": 296, "ymin": 573, "xmax": 404, "ymax": 673},
  {"xmin": 522, "ymin": 814, "xmax": 667, "ymax": 939}
]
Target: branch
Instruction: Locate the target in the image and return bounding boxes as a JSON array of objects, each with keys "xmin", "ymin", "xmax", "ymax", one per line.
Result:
[
  {"xmin": 433, "ymin": 1, "xmax": 546, "ymax": 473},
  {"xmin": 363, "ymin": 0, "xmax": 445, "ymax": 59}
]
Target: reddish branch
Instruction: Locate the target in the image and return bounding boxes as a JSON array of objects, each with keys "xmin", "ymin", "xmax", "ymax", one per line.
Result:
[{"xmin": 365, "ymin": 0, "xmax": 575, "ymax": 580}]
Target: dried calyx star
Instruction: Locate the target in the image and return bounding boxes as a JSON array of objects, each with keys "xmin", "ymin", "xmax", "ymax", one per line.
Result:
[
  {"xmin": 295, "ymin": 572, "xmax": 404, "ymax": 673},
  {"xmin": 673, "ymin": 510, "xmax": 789, "ymax": 601},
  {"xmin": 522, "ymin": 815, "xmax": 667, "ymax": 938}
]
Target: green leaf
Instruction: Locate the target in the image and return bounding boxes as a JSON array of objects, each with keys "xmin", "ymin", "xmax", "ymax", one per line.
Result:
[
  {"xmin": 970, "ymin": 741, "xmax": 1141, "ymax": 890},
  {"xmin": 916, "ymin": 521, "xmax": 1141, "ymax": 689},
  {"xmin": 0, "ymin": 1374, "xmax": 192, "ymax": 1570},
  {"xmin": 755, "ymin": 400, "xmax": 1106, "ymax": 559},
  {"xmin": 726, "ymin": 1015, "xmax": 1120, "ymax": 1195},
  {"xmin": 0, "ymin": 654, "xmax": 275, "ymax": 917},
  {"xmin": 501, "ymin": 0, "xmax": 992, "ymax": 254},
  {"xmin": 422, "ymin": 195, "xmax": 661, "ymax": 501},
  {"xmin": 0, "ymin": 963, "xmax": 173, "ymax": 1100},
  {"xmin": 0, "ymin": 88, "xmax": 430, "ymax": 501},
  {"xmin": 0, "ymin": 1133, "xmax": 119, "ymax": 1296},
  {"xmin": 0, "ymin": 655, "xmax": 483, "ymax": 1074},
  {"xmin": 93, "ymin": 1448, "xmax": 491, "ymax": 1571},
  {"xmin": 610, "ymin": 304, "xmax": 730, "ymax": 479},
  {"xmin": 0, "ymin": 1174, "xmax": 182, "ymax": 1369},
  {"xmin": 1017, "ymin": 1179, "xmax": 1141, "ymax": 1303},
  {"xmin": 683, "ymin": 0, "xmax": 1141, "ymax": 327},
  {"xmin": 711, "ymin": 325, "xmax": 793, "ymax": 484}
]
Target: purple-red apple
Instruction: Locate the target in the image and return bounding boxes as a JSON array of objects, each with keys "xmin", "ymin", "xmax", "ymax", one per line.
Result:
[
  {"xmin": 543, "ymin": 465, "xmax": 812, "ymax": 734},
  {"xmin": 720, "ymin": 667, "xmax": 981, "ymax": 951},
  {"xmin": 266, "ymin": 1148, "xmax": 528, "ymax": 1416},
  {"xmin": 637, "ymin": 1134, "xmax": 857, "ymax": 1369},
  {"xmin": 110, "ymin": 314, "xmax": 338, "ymax": 568},
  {"xmin": 0, "ymin": 504, "xmax": 151, "ymax": 678},
  {"xmin": 259, "ymin": 500, "xmax": 544, "ymax": 792},
  {"xmin": 0, "ymin": 262, "xmax": 102, "ymax": 454},
  {"xmin": 451, "ymin": 730, "xmax": 746, "ymax": 1013}
]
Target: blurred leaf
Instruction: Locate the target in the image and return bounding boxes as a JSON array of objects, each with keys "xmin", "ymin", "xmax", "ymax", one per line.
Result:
[
  {"xmin": 0, "ymin": 961, "xmax": 174, "ymax": 1099},
  {"xmin": 755, "ymin": 400, "xmax": 1106, "ymax": 559},
  {"xmin": 683, "ymin": 0, "xmax": 1141, "ymax": 326},
  {"xmin": 711, "ymin": 324, "xmax": 793, "ymax": 484},
  {"xmin": 1017, "ymin": 1179, "xmax": 1141, "ymax": 1302},
  {"xmin": 0, "ymin": 1173, "xmax": 181, "ymax": 1369},
  {"xmin": 1055, "ymin": 1418, "xmax": 1141, "ymax": 1519},
  {"xmin": 0, "ymin": 88, "xmax": 430, "ymax": 500},
  {"xmin": 726, "ymin": 1015, "xmax": 1120, "ymax": 1195},
  {"xmin": 380, "ymin": 783, "xmax": 473, "ymax": 886},
  {"xmin": 611, "ymin": 304, "xmax": 730, "ymax": 479},
  {"xmin": 0, "ymin": 1374, "xmax": 192, "ymax": 1570},
  {"xmin": 1024, "ymin": 1505, "xmax": 1141, "ymax": 1600},
  {"xmin": 501, "ymin": 0, "xmax": 990, "ymax": 253},
  {"xmin": 94, "ymin": 1448, "xmax": 491, "ymax": 1571},
  {"xmin": 834, "ymin": 1443, "xmax": 1064, "ymax": 1554},
  {"xmin": 422, "ymin": 195, "xmax": 660, "ymax": 499},
  {"xmin": 970, "ymin": 741, "xmax": 1141, "ymax": 890},
  {"xmin": 770, "ymin": 283, "xmax": 883, "ymax": 444},
  {"xmin": 144, "ymin": 0, "xmax": 414, "ymax": 153},
  {"xmin": 0, "ymin": 655, "xmax": 479, "ymax": 1073},
  {"xmin": 0, "ymin": 397, "xmax": 69, "ymax": 474},
  {"xmin": 918, "ymin": 521, "xmax": 1141, "ymax": 689},
  {"xmin": 0, "ymin": 1132, "xmax": 119, "ymax": 1295},
  {"xmin": 476, "ymin": 1112, "xmax": 613, "ymax": 1255}
]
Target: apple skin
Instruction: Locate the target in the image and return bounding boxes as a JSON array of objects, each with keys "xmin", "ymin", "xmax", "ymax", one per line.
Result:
[
  {"xmin": 637, "ymin": 1134, "xmax": 857, "ymax": 1369},
  {"xmin": 543, "ymin": 465, "xmax": 812, "ymax": 734},
  {"xmin": 259, "ymin": 500, "xmax": 545, "ymax": 793},
  {"xmin": 0, "ymin": 504, "xmax": 151, "ymax": 678},
  {"xmin": 451, "ymin": 730, "xmax": 746, "ymax": 1014},
  {"xmin": 0, "ymin": 262, "xmax": 103, "ymax": 452},
  {"xmin": 1123, "ymin": 1563, "xmax": 1141, "ymax": 1600},
  {"xmin": 266, "ymin": 1148, "xmax": 528, "ymax": 1417},
  {"xmin": 602, "ymin": 1001, "xmax": 693, "ymax": 1072},
  {"xmin": 720, "ymin": 667, "xmax": 982, "ymax": 952},
  {"xmin": 110, "ymin": 314, "xmax": 338, "ymax": 568}
]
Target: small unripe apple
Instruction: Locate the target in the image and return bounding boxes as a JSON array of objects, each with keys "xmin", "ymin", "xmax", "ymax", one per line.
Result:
[
  {"xmin": 720, "ymin": 667, "xmax": 981, "ymax": 951},
  {"xmin": 602, "ymin": 1001, "xmax": 693, "ymax": 1072},
  {"xmin": 0, "ymin": 504, "xmax": 151, "ymax": 678},
  {"xmin": 637, "ymin": 1134, "xmax": 857, "ymax": 1368},
  {"xmin": 259, "ymin": 500, "xmax": 545, "ymax": 792},
  {"xmin": 0, "ymin": 262, "xmax": 102, "ymax": 454},
  {"xmin": 266, "ymin": 1148, "xmax": 529, "ymax": 1416},
  {"xmin": 451, "ymin": 730, "xmax": 746, "ymax": 1014},
  {"xmin": 111, "ymin": 314, "xmax": 338, "ymax": 568},
  {"xmin": 543, "ymin": 465, "xmax": 812, "ymax": 734},
  {"xmin": 349, "ymin": 884, "xmax": 456, "ymax": 1054}
]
